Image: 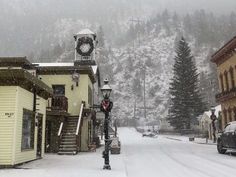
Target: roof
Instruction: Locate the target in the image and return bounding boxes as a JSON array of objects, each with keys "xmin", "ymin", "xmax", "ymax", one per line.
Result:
[
  {"xmin": 35, "ymin": 63, "xmax": 74, "ymax": 67},
  {"xmin": 77, "ymin": 29, "xmax": 95, "ymax": 35},
  {"xmin": 0, "ymin": 57, "xmax": 34, "ymax": 68},
  {"xmin": 0, "ymin": 69, "xmax": 53, "ymax": 99},
  {"xmin": 211, "ymin": 36, "xmax": 236, "ymax": 65}
]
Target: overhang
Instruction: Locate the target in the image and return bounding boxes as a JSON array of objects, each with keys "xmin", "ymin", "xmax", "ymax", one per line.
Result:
[
  {"xmin": 0, "ymin": 57, "xmax": 34, "ymax": 69},
  {"xmin": 0, "ymin": 69, "xmax": 53, "ymax": 99}
]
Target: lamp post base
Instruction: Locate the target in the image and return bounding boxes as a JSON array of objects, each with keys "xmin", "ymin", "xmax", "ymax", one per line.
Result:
[{"xmin": 103, "ymin": 164, "xmax": 111, "ymax": 170}]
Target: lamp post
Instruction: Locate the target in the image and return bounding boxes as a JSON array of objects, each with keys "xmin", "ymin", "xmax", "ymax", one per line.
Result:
[
  {"xmin": 210, "ymin": 107, "xmax": 217, "ymax": 143},
  {"xmin": 100, "ymin": 79, "xmax": 113, "ymax": 170}
]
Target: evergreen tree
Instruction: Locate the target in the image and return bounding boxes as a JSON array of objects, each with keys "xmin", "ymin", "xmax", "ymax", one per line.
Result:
[{"xmin": 168, "ymin": 37, "xmax": 206, "ymax": 131}]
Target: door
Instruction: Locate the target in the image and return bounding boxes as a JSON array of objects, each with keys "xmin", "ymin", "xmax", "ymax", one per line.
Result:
[
  {"xmin": 222, "ymin": 124, "xmax": 231, "ymax": 148},
  {"xmin": 37, "ymin": 114, "xmax": 43, "ymax": 158}
]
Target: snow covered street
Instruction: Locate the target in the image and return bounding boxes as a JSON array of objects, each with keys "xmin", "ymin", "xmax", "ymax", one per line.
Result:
[{"xmin": 1, "ymin": 128, "xmax": 236, "ymax": 177}]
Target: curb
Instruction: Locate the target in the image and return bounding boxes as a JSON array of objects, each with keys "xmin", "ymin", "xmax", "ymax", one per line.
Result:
[{"xmin": 165, "ymin": 137, "xmax": 182, "ymax": 141}]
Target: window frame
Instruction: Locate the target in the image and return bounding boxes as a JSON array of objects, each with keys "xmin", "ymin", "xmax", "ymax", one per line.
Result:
[
  {"xmin": 52, "ymin": 85, "xmax": 65, "ymax": 96},
  {"xmin": 21, "ymin": 109, "xmax": 35, "ymax": 151}
]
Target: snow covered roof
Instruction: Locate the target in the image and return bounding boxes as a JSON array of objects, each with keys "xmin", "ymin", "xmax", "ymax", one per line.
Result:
[
  {"xmin": 34, "ymin": 63, "xmax": 74, "ymax": 67},
  {"xmin": 76, "ymin": 29, "xmax": 95, "ymax": 36}
]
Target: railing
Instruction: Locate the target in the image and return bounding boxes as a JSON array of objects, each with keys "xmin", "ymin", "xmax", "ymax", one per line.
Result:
[
  {"xmin": 215, "ymin": 88, "xmax": 236, "ymax": 102},
  {"xmin": 57, "ymin": 122, "xmax": 64, "ymax": 150},
  {"xmin": 49, "ymin": 95, "xmax": 68, "ymax": 112},
  {"xmin": 58, "ymin": 122, "xmax": 64, "ymax": 136},
  {"xmin": 76, "ymin": 101, "xmax": 85, "ymax": 152},
  {"xmin": 76, "ymin": 102, "xmax": 84, "ymax": 135}
]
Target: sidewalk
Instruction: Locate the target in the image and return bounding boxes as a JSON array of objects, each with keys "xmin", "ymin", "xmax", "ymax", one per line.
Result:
[
  {"xmin": 163, "ymin": 135, "xmax": 217, "ymax": 145},
  {"xmin": 0, "ymin": 147, "xmax": 127, "ymax": 177}
]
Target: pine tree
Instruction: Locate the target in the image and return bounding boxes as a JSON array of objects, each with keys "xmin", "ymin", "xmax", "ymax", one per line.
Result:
[{"xmin": 168, "ymin": 37, "xmax": 206, "ymax": 131}]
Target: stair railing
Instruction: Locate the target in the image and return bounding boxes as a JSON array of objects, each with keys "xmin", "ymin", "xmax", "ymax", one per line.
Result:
[
  {"xmin": 58, "ymin": 122, "xmax": 64, "ymax": 136},
  {"xmin": 58, "ymin": 122, "xmax": 64, "ymax": 150},
  {"xmin": 76, "ymin": 101, "xmax": 85, "ymax": 151}
]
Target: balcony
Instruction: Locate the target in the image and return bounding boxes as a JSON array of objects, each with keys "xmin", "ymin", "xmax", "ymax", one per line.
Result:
[
  {"xmin": 47, "ymin": 95, "xmax": 68, "ymax": 114},
  {"xmin": 216, "ymin": 88, "xmax": 236, "ymax": 102}
]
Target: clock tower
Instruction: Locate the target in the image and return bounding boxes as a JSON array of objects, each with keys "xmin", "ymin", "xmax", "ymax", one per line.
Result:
[{"xmin": 74, "ymin": 29, "xmax": 97, "ymax": 65}]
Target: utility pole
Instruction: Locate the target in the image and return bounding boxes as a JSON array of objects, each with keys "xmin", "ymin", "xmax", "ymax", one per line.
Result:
[
  {"xmin": 130, "ymin": 17, "xmax": 143, "ymax": 47},
  {"xmin": 133, "ymin": 99, "xmax": 136, "ymax": 119},
  {"xmin": 143, "ymin": 65, "xmax": 146, "ymax": 119}
]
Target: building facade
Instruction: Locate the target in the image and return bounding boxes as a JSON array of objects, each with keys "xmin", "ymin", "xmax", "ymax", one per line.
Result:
[
  {"xmin": 211, "ymin": 36, "xmax": 236, "ymax": 129},
  {"xmin": 0, "ymin": 57, "xmax": 52, "ymax": 167}
]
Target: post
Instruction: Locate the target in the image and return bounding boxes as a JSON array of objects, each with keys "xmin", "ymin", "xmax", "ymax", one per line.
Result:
[
  {"xmin": 210, "ymin": 107, "xmax": 217, "ymax": 143},
  {"xmin": 100, "ymin": 79, "xmax": 113, "ymax": 170},
  {"xmin": 103, "ymin": 111, "xmax": 111, "ymax": 170}
]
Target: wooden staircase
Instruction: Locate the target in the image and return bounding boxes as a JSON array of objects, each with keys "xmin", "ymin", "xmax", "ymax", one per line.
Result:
[{"xmin": 58, "ymin": 116, "xmax": 79, "ymax": 155}]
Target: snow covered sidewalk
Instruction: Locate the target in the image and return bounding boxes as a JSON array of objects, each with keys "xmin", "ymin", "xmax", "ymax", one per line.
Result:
[
  {"xmin": 163, "ymin": 134, "xmax": 216, "ymax": 145},
  {"xmin": 0, "ymin": 147, "xmax": 126, "ymax": 177},
  {"xmin": 2, "ymin": 128, "xmax": 236, "ymax": 177}
]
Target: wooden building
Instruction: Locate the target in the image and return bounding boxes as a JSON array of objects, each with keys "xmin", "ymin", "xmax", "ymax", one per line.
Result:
[
  {"xmin": 0, "ymin": 56, "xmax": 101, "ymax": 167},
  {"xmin": 35, "ymin": 61, "xmax": 100, "ymax": 154},
  {"xmin": 211, "ymin": 36, "xmax": 236, "ymax": 129},
  {"xmin": 0, "ymin": 57, "xmax": 52, "ymax": 167}
]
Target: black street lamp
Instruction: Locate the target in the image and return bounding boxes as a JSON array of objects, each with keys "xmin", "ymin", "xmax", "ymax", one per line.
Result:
[
  {"xmin": 100, "ymin": 79, "xmax": 113, "ymax": 170},
  {"xmin": 210, "ymin": 107, "xmax": 217, "ymax": 143}
]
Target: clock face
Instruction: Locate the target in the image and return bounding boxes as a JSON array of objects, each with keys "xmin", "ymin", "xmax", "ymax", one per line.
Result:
[
  {"xmin": 80, "ymin": 43, "xmax": 91, "ymax": 53},
  {"xmin": 76, "ymin": 36, "xmax": 94, "ymax": 56}
]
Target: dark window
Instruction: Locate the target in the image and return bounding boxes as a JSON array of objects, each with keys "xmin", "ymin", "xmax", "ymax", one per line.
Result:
[
  {"xmin": 233, "ymin": 107, "xmax": 236, "ymax": 121},
  {"xmin": 21, "ymin": 109, "xmax": 35, "ymax": 150},
  {"xmin": 52, "ymin": 85, "xmax": 65, "ymax": 95},
  {"xmin": 229, "ymin": 67, "xmax": 235, "ymax": 89},
  {"xmin": 224, "ymin": 71, "xmax": 229, "ymax": 91},
  {"xmin": 228, "ymin": 108, "xmax": 232, "ymax": 122},
  {"xmin": 220, "ymin": 74, "xmax": 224, "ymax": 92}
]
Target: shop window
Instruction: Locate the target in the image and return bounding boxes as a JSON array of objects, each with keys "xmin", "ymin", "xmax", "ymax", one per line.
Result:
[{"xmin": 21, "ymin": 109, "xmax": 35, "ymax": 150}]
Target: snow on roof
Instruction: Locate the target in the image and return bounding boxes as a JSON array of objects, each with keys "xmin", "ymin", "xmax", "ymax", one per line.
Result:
[
  {"xmin": 76, "ymin": 29, "xmax": 95, "ymax": 35},
  {"xmin": 34, "ymin": 63, "xmax": 74, "ymax": 67},
  {"xmin": 91, "ymin": 65, "xmax": 98, "ymax": 75}
]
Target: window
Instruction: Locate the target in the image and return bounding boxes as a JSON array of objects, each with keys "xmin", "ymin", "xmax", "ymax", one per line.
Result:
[
  {"xmin": 229, "ymin": 67, "xmax": 235, "ymax": 89},
  {"xmin": 220, "ymin": 74, "xmax": 224, "ymax": 92},
  {"xmin": 52, "ymin": 85, "xmax": 65, "ymax": 95},
  {"xmin": 224, "ymin": 71, "xmax": 229, "ymax": 91},
  {"xmin": 228, "ymin": 108, "xmax": 232, "ymax": 122},
  {"xmin": 21, "ymin": 109, "xmax": 35, "ymax": 150}
]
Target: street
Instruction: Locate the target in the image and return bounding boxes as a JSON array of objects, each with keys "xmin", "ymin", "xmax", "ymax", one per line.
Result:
[
  {"xmin": 1, "ymin": 128, "xmax": 236, "ymax": 177},
  {"xmin": 120, "ymin": 128, "xmax": 236, "ymax": 177}
]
